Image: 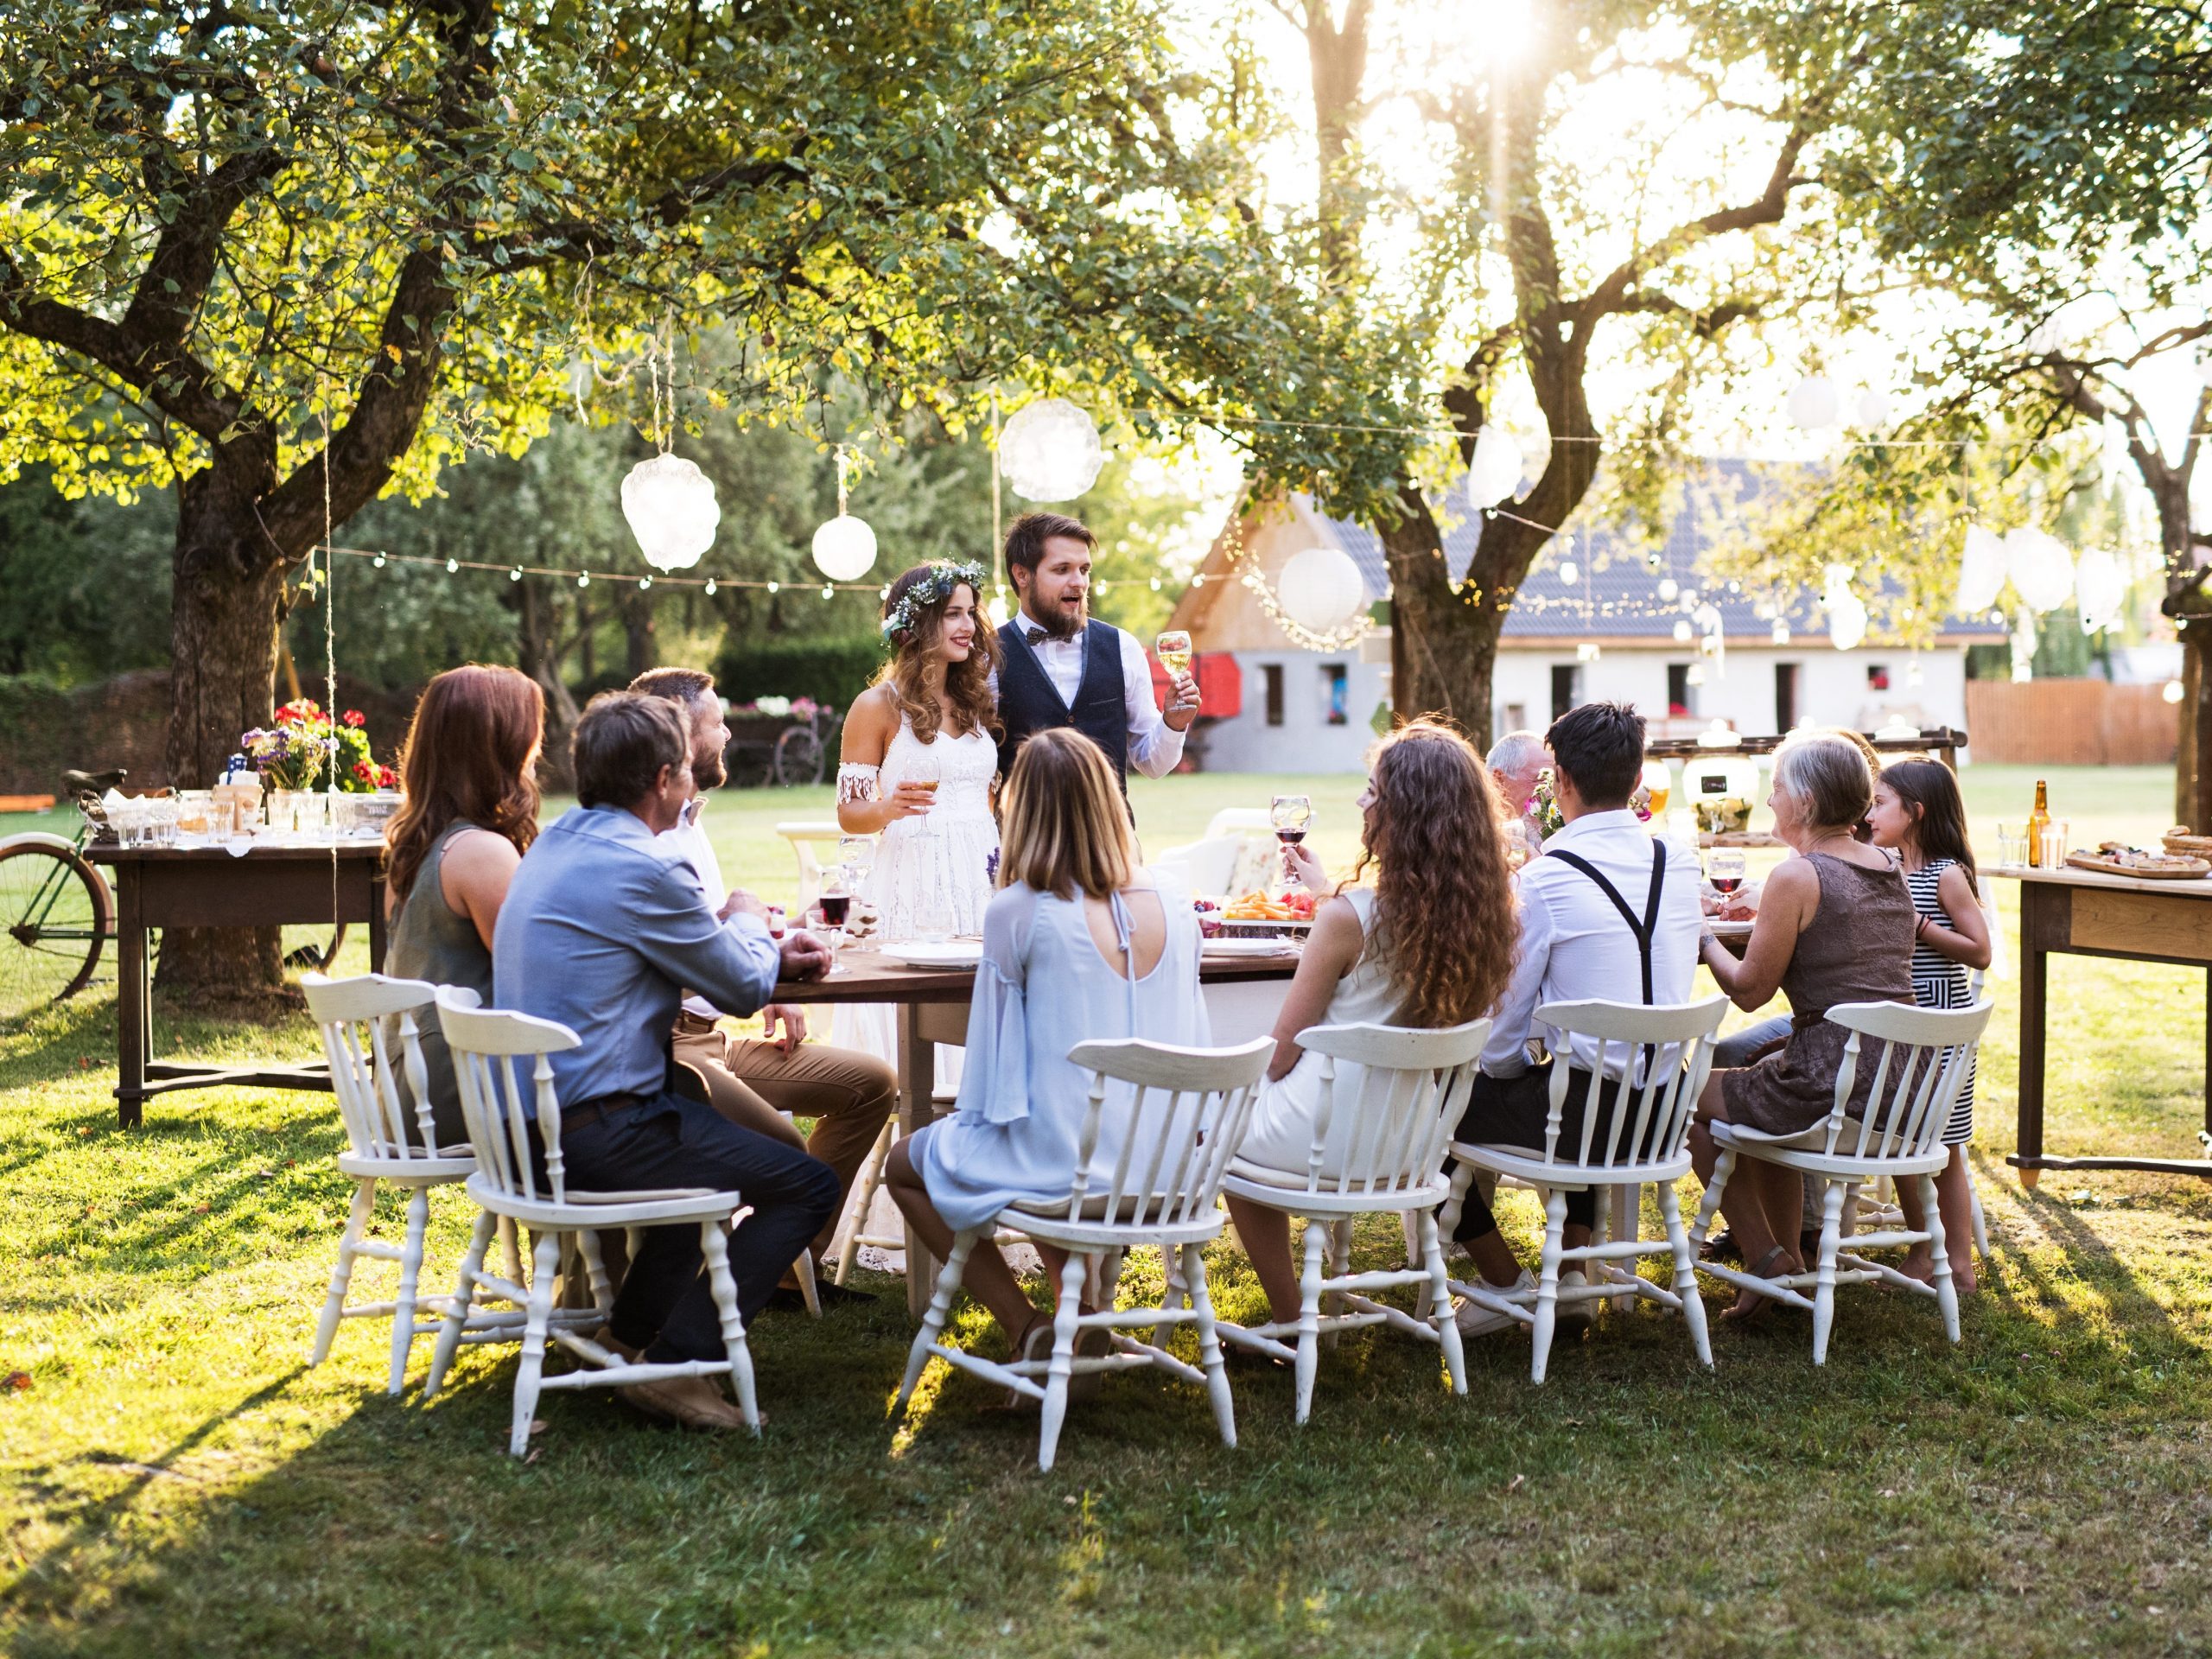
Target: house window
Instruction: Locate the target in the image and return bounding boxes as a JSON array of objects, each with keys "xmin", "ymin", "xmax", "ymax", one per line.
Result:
[
  {"xmin": 1321, "ymin": 663, "xmax": 1350, "ymax": 726},
  {"xmin": 1549, "ymin": 664, "xmax": 1580, "ymax": 721},
  {"xmin": 1263, "ymin": 664, "xmax": 1285, "ymax": 727},
  {"xmin": 1866, "ymin": 664, "xmax": 1891, "ymax": 692},
  {"xmin": 1775, "ymin": 662, "xmax": 1800, "ymax": 732},
  {"xmin": 1667, "ymin": 663, "xmax": 1695, "ymax": 717},
  {"xmin": 1503, "ymin": 702, "xmax": 1527, "ymax": 734}
]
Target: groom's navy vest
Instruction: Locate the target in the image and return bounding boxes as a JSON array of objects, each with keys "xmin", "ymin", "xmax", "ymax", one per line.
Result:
[{"xmin": 995, "ymin": 617, "xmax": 1129, "ymax": 795}]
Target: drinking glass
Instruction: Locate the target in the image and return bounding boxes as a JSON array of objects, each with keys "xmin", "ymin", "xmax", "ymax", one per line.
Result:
[
  {"xmin": 817, "ymin": 876, "xmax": 854, "ymax": 973},
  {"xmin": 1705, "ymin": 849, "xmax": 1747, "ymax": 903},
  {"xmin": 1155, "ymin": 630, "xmax": 1193, "ymax": 677},
  {"xmin": 1640, "ymin": 759, "xmax": 1672, "ymax": 819},
  {"xmin": 2037, "ymin": 819, "xmax": 2069, "ymax": 869},
  {"xmin": 1994, "ymin": 821, "xmax": 2026, "ymax": 867},
  {"xmin": 1270, "ymin": 793, "xmax": 1314, "ymax": 893},
  {"xmin": 917, "ymin": 901, "xmax": 956, "ymax": 944},
  {"xmin": 1500, "ymin": 817, "xmax": 1533, "ymax": 874}
]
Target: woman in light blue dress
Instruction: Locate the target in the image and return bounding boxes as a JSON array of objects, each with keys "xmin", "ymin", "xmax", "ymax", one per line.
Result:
[{"xmin": 886, "ymin": 728, "xmax": 1209, "ymax": 1352}]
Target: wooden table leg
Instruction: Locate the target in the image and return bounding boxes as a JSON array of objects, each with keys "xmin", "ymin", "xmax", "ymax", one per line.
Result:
[
  {"xmin": 116, "ymin": 868, "xmax": 147, "ymax": 1130},
  {"xmin": 367, "ymin": 873, "xmax": 388, "ymax": 972},
  {"xmin": 2016, "ymin": 886, "xmax": 2047, "ymax": 1190},
  {"xmin": 897, "ymin": 1001, "xmax": 940, "ymax": 1319},
  {"xmin": 2203, "ymin": 965, "xmax": 2212, "ymax": 1149}
]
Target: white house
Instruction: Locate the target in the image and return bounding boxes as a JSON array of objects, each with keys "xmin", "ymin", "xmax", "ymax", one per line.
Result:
[{"xmin": 1166, "ymin": 466, "xmax": 2006, "ymax": 772}]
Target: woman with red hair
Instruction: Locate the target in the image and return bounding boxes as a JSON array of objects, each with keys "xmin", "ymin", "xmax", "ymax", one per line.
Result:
[{"xmin": 380, "ymin": 664, "xmax": 545, "ymax": 1146}]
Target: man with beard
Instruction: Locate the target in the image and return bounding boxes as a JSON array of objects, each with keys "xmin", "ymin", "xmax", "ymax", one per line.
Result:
[
  {"xmin": 630, "ymin": 667, "xmax": 898, "ymax": 1306},
  {"xmin": 991, "ymin": 512, "xmax": 1200, "ymax": 804}
]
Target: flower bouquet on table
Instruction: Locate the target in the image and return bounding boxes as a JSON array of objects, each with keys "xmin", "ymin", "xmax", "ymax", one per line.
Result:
[
  {"xmin": 1693, "ymin": 796, "xmax": 1753, "ymax": 835},
  {"xmin": 240, "ymin": 702, "xmax": 397, "ymax": 834}
]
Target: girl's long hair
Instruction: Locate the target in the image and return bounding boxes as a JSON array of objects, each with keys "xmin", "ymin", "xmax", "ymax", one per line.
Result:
[
  {"xmin": 997, "ymin": 728, "xmax": 1136, "ymax": 900},
  {"xmin": 1352, "ymin": 719, "xmax": 1517, "ymax": 1029},
  {"xmin": 384, "ymin": 665, "xmax": 544, "ymax": 902},
  {"xmin": 1878, "ymin": 756, "xmax": 1980, "ymax": 894},
  {"xmin": 874, "ymin": 564, "xmax": 1001, "ymax": 744}
]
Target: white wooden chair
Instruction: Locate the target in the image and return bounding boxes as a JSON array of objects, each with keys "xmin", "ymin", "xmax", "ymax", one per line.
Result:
[
  {"xmin": 1443, "ymin": 995, "xmax": 1729, "ymax": 1383},
  {"xmin": 302, "ymin": 972, "xmax": 524, "ymax": 1395},
  {"xmin": 893, "ymin": 1036, "xmax": 1272, "ymax": 1472},
  {"xmin": 1689, "ymin": 998, "xmax": 1993, "ymax": 1363},
  {"xmin": 423, "ymin": 993, "xmax": 761, "ymax": 1455},
  {"xmin": 1211, "ymin": 1020, "xmax": 1489, "ymax": 1423}
]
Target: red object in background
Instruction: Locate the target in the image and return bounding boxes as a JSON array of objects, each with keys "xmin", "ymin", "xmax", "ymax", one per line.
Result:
[{"xmin": 1147, "ymin": 651, "xmax": 1243, "ymax": 718}]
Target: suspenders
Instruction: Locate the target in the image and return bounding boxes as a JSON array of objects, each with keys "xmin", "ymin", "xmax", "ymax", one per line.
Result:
[{"xmin": 1547, "ymin": 841, "xmax": 1668, "ymax": 1005}]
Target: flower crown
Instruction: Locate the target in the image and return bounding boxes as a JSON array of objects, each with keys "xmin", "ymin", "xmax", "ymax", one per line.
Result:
[{"xmin": 880, "ymin": 558, "xmax": 988, "ymax": 645}]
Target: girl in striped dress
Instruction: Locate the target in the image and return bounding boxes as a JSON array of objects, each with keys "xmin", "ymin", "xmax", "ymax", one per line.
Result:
[{"xmin": 1868, "ymin": 759, "xmax": 1993, "ymax": 1292}]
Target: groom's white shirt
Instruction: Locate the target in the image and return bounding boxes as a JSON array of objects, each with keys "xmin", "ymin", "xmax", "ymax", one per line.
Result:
[
  {"xmin": 993, "ymin": 609, "xmax": 1186, "ymax": 779},
  {"xmin": 660, "ymin": 794, "xmax": 732, "ymax": 1021}
]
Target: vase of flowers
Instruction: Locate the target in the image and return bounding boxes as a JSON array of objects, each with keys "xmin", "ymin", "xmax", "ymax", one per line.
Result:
[{"xmin": 242, "ymin": 702, "xmax": 397, "ymax": 833}]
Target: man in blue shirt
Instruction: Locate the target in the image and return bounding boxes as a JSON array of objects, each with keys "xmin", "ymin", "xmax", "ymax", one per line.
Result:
[{"xmin": 495, "ymin": 691, "xmax": 839, "ymax": 1431}]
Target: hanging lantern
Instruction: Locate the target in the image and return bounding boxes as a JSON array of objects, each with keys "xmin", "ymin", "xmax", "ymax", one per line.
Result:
[
  {"xmin": 1467, "ymin": 426, "xmax": 1523, "ymax": 508},
  {"xmin": 1823, "ymin": 568, "xmax": 1869, "ymax": 652},
  {"xmin": 811, "ymin": 514, "xmax": 878, "ymax": 582},
  {"xmin": 1853, "ymin": 387, "xmax": 1891, "ymax": 430},
  {"xmin": 1576, "ymin": 641, "xmax": 1601, "ymax": 663},
  {"xmin": 999, "ymin": 397, "xmax": 1104, "ymax": 501},
  {"xmin": 1787, "ymin": 373, "xmax": 1840, "ymax": 430},
  {"xmin": 620, "ymin": 454, "xmax": 720, "ymax": 572},
  {"xmin": 1955, "ymin": 524, "xmax": 2007, "ymax": 613},
  {"xmin": 1557, "ymin": 559, "xmax": 1580, "ymax": 587},
  {"xmin": 1671, "ymin": 618, "xmax": 1694, "ymax": 645},
  {"xmin": 1770, "ymin": 618, "xmax": 1791, "ymax": 646},
  {"xmin": 1276, "ymin": 545, "xmax": 1368, "ymax": 633},
  {"xmin": 2075, "ymin": 545, "xmax": 2127, "ymax": 633},
  {"xmin": 2005, "ymin": 526, "xmax": 2074, "ymax": 614},
  {"xmin": 1656, "ymin": 577, "xmax": 1681, "ymax": 602}
]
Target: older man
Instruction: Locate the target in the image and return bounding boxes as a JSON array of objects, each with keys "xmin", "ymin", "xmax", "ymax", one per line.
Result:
[
  {"xmin": 494, "ymin": 692, "xmax": 841, "ymax": 1431},
  {"xmin": 630, "ymin": 666, "xmax": 896, "ymax": 1306},
  {"xmin": 1488, "ymin": 728, "xmax": 1552, "ymax": 849}
]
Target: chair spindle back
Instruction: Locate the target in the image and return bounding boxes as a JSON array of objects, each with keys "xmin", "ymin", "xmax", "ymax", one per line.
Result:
[
  {"xmin": 302, "ymin": 972, "xmax": 447, "ymax": 1160},
  {"xmin": 1059, "ymin": 1038, "xmax": 1273, "ymax": 1227},
  {"xmin": 1287, "ymin": 1019, "xmax": 1491, "ymax": 1196},
  {"xmin": 1822, "ymin": 1000, "xmax": 1993, "ymax": 1161},
  {"xmin": 435, "ymin": 991, "xmax": 582, "ymax": 1204},
  {"xmin": 1525, "ymin": 995, "xmax": 1729, "ymax": 1173}
]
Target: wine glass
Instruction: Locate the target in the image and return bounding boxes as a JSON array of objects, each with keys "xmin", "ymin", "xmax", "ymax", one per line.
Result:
[
  {"xmin": 1705, "ymin": 849, "xmax": 1747, "ymax": 910},
  {"xmin": 1500, "ymin": 817, "xmax": 1533, "ymax": 874},
  {"xmin": 817, "ymin": 871, "xmax": 854, "ymax": 972},
  {"xmin": 1270, "ymin": 793, "xmax": 1314, "ymax": 891},
  {"xmin": 1156, "ymin": 630, "xmax": 1193, "ymax": 677}
]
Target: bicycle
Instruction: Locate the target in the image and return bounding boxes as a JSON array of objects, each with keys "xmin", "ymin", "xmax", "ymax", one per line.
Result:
[{"xmin": 0, "ymin": 767, "xmax": 349, "ymax": 1021}]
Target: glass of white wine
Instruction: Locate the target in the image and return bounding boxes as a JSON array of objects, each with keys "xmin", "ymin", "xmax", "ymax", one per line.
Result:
[{"xmin": 1155, "ymin": 629, "xmax": 1193, "ymax": 677}]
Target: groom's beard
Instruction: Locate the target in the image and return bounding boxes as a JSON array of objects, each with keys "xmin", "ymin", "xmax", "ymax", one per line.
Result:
[
  {"xmin": 1031, "ymin": 591, "xmax": 1087, "ymax": 641},
  {"xmin": 691, "ymin": 745, "xmax": 728, "ymax": 791}
]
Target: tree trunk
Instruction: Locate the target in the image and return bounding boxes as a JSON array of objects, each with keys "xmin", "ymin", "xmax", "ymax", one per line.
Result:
[
  {"xmin": 515, "ymin": 575, "xmax": 579, "ymax": 791},
  {"xmin": 620, "ymin": 588, "xmax": 657, "ymax": 683},
  {"xmin": 2156, "ymin": 472, "xmax": 2212, "ymax": 832},
  {"xmin": 1382, "ymin": 485, "xmax": 1493, "ymax": 738},
  {"xmin": 157, "ymin": 467, "xmax": 292, "ymax": 1005}
]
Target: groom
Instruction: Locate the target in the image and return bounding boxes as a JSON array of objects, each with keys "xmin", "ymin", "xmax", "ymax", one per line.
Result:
[{"xmin": 993, "ymin": 512, "xmax": 1200, "ymax": 798}]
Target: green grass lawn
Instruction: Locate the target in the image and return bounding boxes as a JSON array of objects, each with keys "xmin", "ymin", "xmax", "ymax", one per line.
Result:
[{"xmin": 5, "ymin": 766, "xmax": 2212, "ymax": 1655}]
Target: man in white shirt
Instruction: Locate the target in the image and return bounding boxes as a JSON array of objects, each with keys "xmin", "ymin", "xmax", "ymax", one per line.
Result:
[
  {"xmin": 1451, "ymin": 701, "xmax": 1704, "ymax": 1324},
  {"xmin": 1487, "ymin": 728, "xmax": 1551, "ymax": 852},
  {"xmin": 989, "ymin": 512, "xmax": 1198, "ymax": 801},
  {"xmin": 632, "ymin": 668, "xmax": 898, "ymax": 1306}
]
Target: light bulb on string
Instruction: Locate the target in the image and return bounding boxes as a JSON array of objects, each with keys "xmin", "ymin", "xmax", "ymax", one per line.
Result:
[
  {"xmin": 638, "ymin": 575, "xmax": 651, "ymax": 590},
  {"xmin": 1672, "ymin": 618, "xmax": 1694, "ymax": 644},
  {"xmin": 1149, "ymin": 577, "xmax": 1162, "ymax": 591},
  {"xmin": 1657, "ymin": 578, "xmax": 1680, "ymax": 602},
  {"xmin": 576, "ymin": 573, "xmax": 590, "ymax": 588},
  {"xmin": 446, "ymin": 557, "xmax": 459, "ymax": 573},
  {"xmin": 1770, "ymin": 619, "xmax": 1791, "ymax": 646},
  {"xmin": 821, "ymin": 583, "xmax": 834, "ymax": 600},
  {"xmin": 766, "ymin": 581, "xmax": 779, "ymax": 594},
  {"xmin": 1558, "ymin": 559, "xmax": 1580, "ymax": 587},
  {"xmin": 703, "ymin": 578, "xmax": 717, "ymax": 596},
  {"xmin": 2165, "ymin": 679, "xmax": 2187, "ymax": 704},
  {"xmin": 510, "ymin": 568, "xmax": 522, "ymax": 582},
  {"xmin": 372, "ymin": 553, "xmax": 386, "ymax": 569}
]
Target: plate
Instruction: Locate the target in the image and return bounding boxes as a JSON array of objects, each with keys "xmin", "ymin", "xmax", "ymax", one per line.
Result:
[
  {"xmin": 1203, "ymin": 936, "xmax": 1296, "ymax": 957},
  {"xmin": 881, "ymin": 943, "xmax": 982, "ymax": 969},
  {"xmin": 1709, "ymin": 918, "xmax": 1753, "ymax": 938}
]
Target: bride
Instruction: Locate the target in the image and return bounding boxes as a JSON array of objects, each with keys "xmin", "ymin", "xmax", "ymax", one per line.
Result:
[{"xmin": 836, "ymin": 556, "xmax": 1001, "ymax": 951}]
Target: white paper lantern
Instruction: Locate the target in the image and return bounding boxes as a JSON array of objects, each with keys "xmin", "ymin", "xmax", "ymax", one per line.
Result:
[
  {"xmin": 1822, "ymin": 570, "xmax": 1869, "ymax": 652},
  {"xmin": 620, "ymin": 454, "xmax": 720, "ymax": 572},
  {"xmin": 999, "ymin": 397, "xmax": 1104, "ymax": 501},
  {"xmin": 1956, "ymin": 524, "xmax": 2007, "ymax": 613},
  {"xmin": 1276, "ymin": 545, "xmax": 1367, "ymax": 633},
  {"xmin": 2074, "ymin": 545, "xmax": 2127, "ymax": 633},
  {"xmin": 1467, "ymin": 426, "xmax": 1523, "ymax": 508},
  {"xmin": 1557, "ymin": 559, "xmax": 1579, "ymax": 587},
  {"xmin": 1671, "ymin": 618, "xmax": 1694, "ymax": 645},
  {"xmin": 810, "ymin": 513, "xmax": 879, "ymax": 582},
  {"xmin": 1770, "ymin": 618, "xmax": 1791, "ymax": 646},
  {"xmin": 1853, "ymin": 387, "xmax": 1891, "ymax": 430},
  {"xmin": 1656, "ymin": 577, "xmax": 1681, "ymax": 602},
  {"xmin": 2005, "ymin": 526, "xmax": 2075, "ymax": 614},
  {"xmin": 1787, "ymin": 374, "xmax": 1840, "ymax": 430}
]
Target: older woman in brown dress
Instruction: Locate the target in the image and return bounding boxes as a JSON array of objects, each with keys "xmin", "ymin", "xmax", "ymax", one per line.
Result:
[{"xmin": 1689, "ymin": 734, "xmax": 1916, "ymax": 1318}]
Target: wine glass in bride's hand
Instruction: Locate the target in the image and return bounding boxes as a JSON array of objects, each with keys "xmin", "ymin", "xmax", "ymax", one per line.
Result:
[{"xmin": 1270, "ymin": 793, "xmax": 1314, "ymax": 890}]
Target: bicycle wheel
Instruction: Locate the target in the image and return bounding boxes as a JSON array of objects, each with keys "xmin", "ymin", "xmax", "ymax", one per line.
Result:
[
  {"xmin": 0, "ymin": 839, "xmax": 111, "ymax": 1019},
  {"xmin": 773, "ymin": 726, "xmax": 824, "ymax": 787}
]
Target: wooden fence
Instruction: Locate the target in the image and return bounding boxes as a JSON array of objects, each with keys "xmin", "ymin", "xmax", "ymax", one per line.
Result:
[{"xmin": 1964, "ymin": 678, "xmax": 2177, "ymax": 766}]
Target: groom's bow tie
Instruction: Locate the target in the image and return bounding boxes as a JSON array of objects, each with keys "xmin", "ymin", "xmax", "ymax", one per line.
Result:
[{"xmin": 1025, "ymin": 626, "xmax": 1048, "ymax": 645}]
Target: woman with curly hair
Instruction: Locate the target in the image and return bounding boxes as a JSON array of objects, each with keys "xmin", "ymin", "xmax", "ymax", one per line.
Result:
[
  {"xmin": 379, "ymin": 664, "xmax": 544, "ymax": 1147},
  {"xmin": 1224, "ymin": 718, "xmax": 1519, "ymax": 1327},
  {"xmin": 836, "ymin": 559, "xmax": 1002, "ymax": 942}
]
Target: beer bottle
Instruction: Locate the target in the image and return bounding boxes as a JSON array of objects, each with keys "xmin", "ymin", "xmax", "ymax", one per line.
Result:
[{"xmin": 2027, "ymin": 778, "xmax": 2051, "ymax": 868}]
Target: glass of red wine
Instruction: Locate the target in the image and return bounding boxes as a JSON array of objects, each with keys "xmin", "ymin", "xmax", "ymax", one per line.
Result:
[
  {"xmin": 818, "ymin": 880, "xmax": 854, "ymax": 971},
  {"xmin": 1270, "ymin": 793, "xmax": 1313, "ymax": 892},
  {"xmin": 1705, "ymin": 849, "xmax": 1746, "ymax": 907}
]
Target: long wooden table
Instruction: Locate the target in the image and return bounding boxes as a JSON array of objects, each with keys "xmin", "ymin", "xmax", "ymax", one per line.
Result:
[
  {"xmin": 2000, "ymin": 863, "xmax": 2212, "ymax": 1185},
  {"xmin": 86, "ymin": 841, "xmax": 388, "ymax": 1129},
  {"xmin": 767, "ymin": 946, "xmax": 1300, "ymax": 1313}
]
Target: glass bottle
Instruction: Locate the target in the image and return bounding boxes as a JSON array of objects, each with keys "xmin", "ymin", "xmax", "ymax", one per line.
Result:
[{"xmin": 2027, "ymin": 778, "xmax": 2051, "ymax": 868}]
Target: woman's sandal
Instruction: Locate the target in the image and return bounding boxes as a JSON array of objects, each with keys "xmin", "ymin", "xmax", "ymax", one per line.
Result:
[{"xmin": 1719, "ymin": 1244, "xmax": 1797, "ymax": 1327}]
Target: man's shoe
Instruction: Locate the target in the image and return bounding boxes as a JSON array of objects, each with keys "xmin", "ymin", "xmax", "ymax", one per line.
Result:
[
  {"xmin": 591, "ymin": 1325, "xmax": 644, "ymax": 1365},
  {"xmin": 620, "ymin": 1374, "xmax": 751, "ymax": 1432},
  {"xmin": 1554, "ymin": 1269, "xmax": 1596, "ymax": 1333},
  {"xmin": 1455, "ymin": 1269, "xmax": 1535, "ymax": 1337},
  {"xmin": 765, "ymin": 1280, "xmax": 878, "ymax": 1313}
]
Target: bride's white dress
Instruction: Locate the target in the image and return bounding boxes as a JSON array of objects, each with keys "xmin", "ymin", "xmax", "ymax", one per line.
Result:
[{"xmin": 834, "ymin": 716, "xmax": 1000, "ymax": 1082}]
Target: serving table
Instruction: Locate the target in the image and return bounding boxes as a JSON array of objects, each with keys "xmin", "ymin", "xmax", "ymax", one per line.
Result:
[
  {"xmin": 86, "ymin": 841, "xmax": 387, "ymax": 1129},
  {"xmin": 768, "ymin": 947, "xmax": 1301, "ymax": 1313},
  {"xmin": 1998, "ymin": 862, "xmax": 2212, "ymax": 1185}
]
